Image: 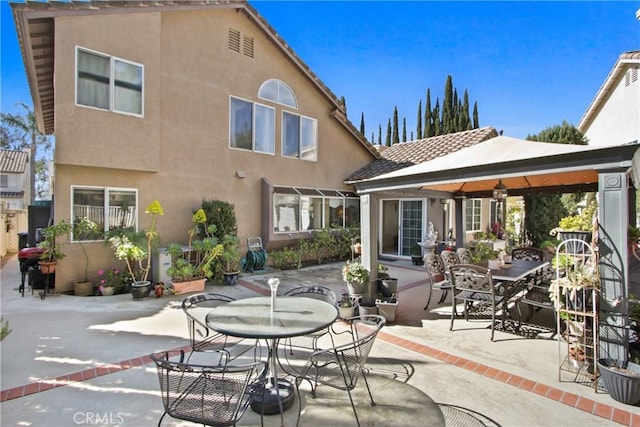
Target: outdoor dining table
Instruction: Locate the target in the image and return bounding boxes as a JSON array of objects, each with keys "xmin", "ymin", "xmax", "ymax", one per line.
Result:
[
  {"xmin": 487, "ymin": 259, "xmax": 550, "ymax": 282},
  {"xmin": 205, "ymin": 295, "xmax": 338, "ymax": 420}
]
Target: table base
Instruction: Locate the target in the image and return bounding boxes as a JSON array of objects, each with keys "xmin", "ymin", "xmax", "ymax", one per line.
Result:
[{"xmin": 250, "ymin": 378, "xmax": 295, "ymax": 415}]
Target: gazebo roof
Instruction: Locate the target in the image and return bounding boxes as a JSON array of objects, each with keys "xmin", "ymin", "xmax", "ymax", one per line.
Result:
[{"xmin": 353, "ymin": 136, "xmax": 640, "ymax": 197}]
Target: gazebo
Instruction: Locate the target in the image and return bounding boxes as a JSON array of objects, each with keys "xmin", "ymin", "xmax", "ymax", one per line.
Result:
[{"xmin": 351, "ymin": 135, "xmax": 640, "ymax": 360}]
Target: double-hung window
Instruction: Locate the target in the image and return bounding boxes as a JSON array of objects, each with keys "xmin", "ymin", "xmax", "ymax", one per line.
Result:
[
  {"xmin": 230, "ymin": 97, "xmax": 275, "ymax": 154},
  {"xmin": 465, "ymin": 198, "xmax": 482, "ymax": 232},
  {"xmin": 282, "ymin": 112, "xmax": 317, "ymax": 161},
  {"xmin": 71, "ymin": 186, "xmax": 137, "ymax": 241},
  {"xmin": 76, "ymin": 47, "xmax": 143, "ymax": 116}
]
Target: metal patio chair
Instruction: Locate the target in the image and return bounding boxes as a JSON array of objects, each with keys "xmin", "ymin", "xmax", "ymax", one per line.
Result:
[
  {"xmin": 282, "ymin": 285, "xmax": 338, "ymax": 353},
  {"xmin": 150, "ymin": 350, "xmax": 268, "ymax": 427},
  {"xmin": 449, "ymin": 264, "xmax": 509, "ymax": 341},
  {"xmin": 423, "ymin": 252, "xmax": 451, "ymax": 309},
  {"xmin": 182, "ymin": 293, "xmax": 260, "ymax": 363},
  {"xmin": 292, "ymin": 315, "xmax": 386, "ymax": 427}
]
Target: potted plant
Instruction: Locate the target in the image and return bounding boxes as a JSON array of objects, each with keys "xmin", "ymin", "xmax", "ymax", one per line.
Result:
[
  {"xmin": 96, "ymin": 267, "xmax": 127, "ymax": 296},
  {"xmin": 220, "ymin": 234, "xmax": 242, "ymax": 286},
  {"xmin": 337, "ymin": 292, "xmax": 355, "ymax": 319},
  {"xmin": 411, "ymin": 243, "xmax": 423, "ymax": 265},
  {"xmin": 377, "ymin": 263, "xmax": 398, "ymax": 298},
  {"xmin": 470, "ymin": 241, "xmax": 502, "ymax": 269},
  {"xmin": 71, "ymin": 217, "xmax": 100, "ymax": 296},
  {"xmin": 109, "ymin": 200, "xmax": 163, "ymax": 300},
  {"xmin": 342, "ymin": 259, "xmax": 370, "ymax": 296},
  {"xmin": 551, "ymin": 202, "xmax": 596, "ymax": 248},
  {"xmin": 165, "ymin": 209, "xmax": 224, "ymax": 294},
  {"xmin": 37, "ymin": 219, "xmax": 72, "ymax": 274}
]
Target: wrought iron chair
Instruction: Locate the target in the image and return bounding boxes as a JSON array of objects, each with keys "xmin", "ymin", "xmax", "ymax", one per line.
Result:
[
  {"xmin": 282, "ymin": 286, "xmax": 338, "ymax": 353},
  {"xmin": 456, "ymin": 247, "xmax": 473, "ymax": 264},
  {"xmin": 423, "ymin": 252, "xmax": 451, "ymax": 309},
  {"xmin": 292, "ymin": 315, "xmax": 386, "ymax": 427},
  {"xmin": 449, "ymin": 264, "xmax": 510, "ymax": 341},
  {"xmin": 182, "ymin": 293, "xmax": 260, "ymax": 363},
  {"xmin": 150, "ymin": 350, "xmax": 268, "ymax": 427},
  {"xmin": 512, "ymin": 247, "xmax": 556, "ymax": 333},
  {"xmin": 440, "ymin": 249, "xmax": 461, "ymax": 269}
]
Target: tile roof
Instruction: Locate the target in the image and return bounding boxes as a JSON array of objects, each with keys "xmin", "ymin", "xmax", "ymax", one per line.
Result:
[
  {"xmin": 0, "ymin": 149, "xmax": 29, "ymax": 173},
  {"xmin": 345, "ymin": 126, "xmax": 499, "ymax": 182}
]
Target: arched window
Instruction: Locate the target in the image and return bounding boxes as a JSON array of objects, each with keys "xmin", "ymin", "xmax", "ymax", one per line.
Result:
[{"xmin": 258, "ymin": 79, "xmax": 297, "ymax": 109}]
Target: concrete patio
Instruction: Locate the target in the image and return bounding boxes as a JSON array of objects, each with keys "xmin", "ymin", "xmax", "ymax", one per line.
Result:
[{"xmin": 1, "ymin": 254, "xmax": 638, "ymax": 426}]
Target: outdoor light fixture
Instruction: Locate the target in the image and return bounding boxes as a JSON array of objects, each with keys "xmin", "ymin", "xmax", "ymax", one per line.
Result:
[{"xmin": 493, "ymin": 179, "xmax": 508, "ymax": 200}]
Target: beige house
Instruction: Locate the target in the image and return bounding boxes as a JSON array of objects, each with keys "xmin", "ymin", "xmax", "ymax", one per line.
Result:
[{"xmin": 12, "ymin": 0, "xmax": 378, "ymax": 293}]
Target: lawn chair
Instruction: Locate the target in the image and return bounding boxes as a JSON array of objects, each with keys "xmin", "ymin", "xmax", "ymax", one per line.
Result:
[
  {"xmin": 292, "ymin": 315, "xmax": 385, "ymax": 427},
  {"xmin": 150, "ymin": 350, "xmax": 268, "ymax": 427}
]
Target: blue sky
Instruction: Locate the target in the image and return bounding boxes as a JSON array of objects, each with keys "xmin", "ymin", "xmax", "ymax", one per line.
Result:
[{"xmin": 2, "ymin": 1, "xmax": 639, "ymax": 140}]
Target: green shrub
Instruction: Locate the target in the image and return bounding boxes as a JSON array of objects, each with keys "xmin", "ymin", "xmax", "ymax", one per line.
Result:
[
  {"xmin": 200, "ymin": 199, "xmax": 237, "ymax": 240},
  {"xmin": 1, "ymin": 317, "xmax": 11, "ymax": 341},
  {"xmin": 270, "ymin": 247, "xmax": 300, "ymax": 270}
]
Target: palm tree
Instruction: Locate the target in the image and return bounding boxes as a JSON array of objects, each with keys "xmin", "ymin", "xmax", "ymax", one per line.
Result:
[{"xmin": 0, "ymin": 103, "xmax": 52, "ymax": 202}]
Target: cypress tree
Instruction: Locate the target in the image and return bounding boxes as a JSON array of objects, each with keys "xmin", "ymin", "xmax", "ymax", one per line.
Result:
[
  {"xmin": 371, "ymin": 132, "xmax": 375, "ymax": 143},
  {"xmin": 472, "ymin": 101, "xmax": 479, "ymax": 128},
  {"xmin": 416, "ymin": 100, "xmax": 422, "ymax": 139},
  {"xmin": 461, "ymin": 90, "xmax": 471, "ymax": 130},
  {"xmin": 424, "ymin": 89, "xmax": 432, "ymax": 138},
  {"xmin": 442, "ymin": 75, "xmax": 453, "ymax": 134},
  {"xmin": 452, "ymin": 88, "xmax": 459, "ymax": 132},
  {"xmin": 392, "ymin": 107, "xmax": 399, "ymax": 145},
  {"xmin": 340, "ymin": 96, "xmax": 347, "ymax": 115},
  {"xmin": 385, "ymin": 119, "xmax": 391, "ymax": 147},
  {"xmin": 378, "ymin": 125, "xmax": 382, "ymax": 145},
  {"xmin": 360, "ymin": 113, "xmax": 365, "ymax": 136},
  {"xmin": 402, "ymin": 117, "xmax": 407, "ymax": 142},
  {"xmin": 433, "ymin": 99, "xmax": 441, "ymax": 136}
]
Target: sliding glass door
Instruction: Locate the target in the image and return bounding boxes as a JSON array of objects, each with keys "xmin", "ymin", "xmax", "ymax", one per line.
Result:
[{"xmin": 381, "ymin": 199, "xmax": 424, "ymax": 257}]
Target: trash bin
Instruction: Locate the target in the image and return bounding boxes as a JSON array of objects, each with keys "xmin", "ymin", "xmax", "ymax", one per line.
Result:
[{"xmin": 18, "ymin": 232, "xmax": 28, "ymax": 250}]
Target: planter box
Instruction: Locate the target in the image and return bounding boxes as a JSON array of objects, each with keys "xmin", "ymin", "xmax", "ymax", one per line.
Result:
[
  {"xmin": 376, "ymin": 298, "xmax": 398, "ymax": 323},
  {"xmin": 171, "ymin": 278, "xmax": 206, "ymax": 295},
  {"xmin": 379, "ymin": 278, "xmax": 398, "ymax": 297}
]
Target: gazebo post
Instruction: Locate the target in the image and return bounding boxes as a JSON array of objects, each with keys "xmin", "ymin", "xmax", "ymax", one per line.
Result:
[{"xmin": 598, "ymin": 171, "xmax": 630, "ymax": 362}]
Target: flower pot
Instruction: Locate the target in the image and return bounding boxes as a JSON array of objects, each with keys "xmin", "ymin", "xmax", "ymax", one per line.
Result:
[
  {"xmin": 411, "ymin": 255, "xmax": 424, "ymax": 266},
  {"xmin": 101, "ymin": 287, "xmax": 115, "ymax": 296},
  {"xmin": 38, "ymin": 260, "xmax": 57, "ymax": 275},
  {"xmin": 338, "ymin": 305, "xmax": 355, "ymax": 319},
  {"xmin": 74, "ymin": 280, "xmax": 93, "ymax": 296},
  {"xmin": 346, "ymin": 281, "xmax": 365, "ymax": 295},
  {"xmin": 171, "ymin": 278, "xmax": 206, "ymax": 294},
  {"xmin": 358, "ymin": 304, "xmax": 378, "ymax": 316},
  {"xmin": 223, "ymin": 272, "xmax": 239, "ymax": 286},
  {"xmin": 379, "ymin": 278, "xmax": 398, "ymax": 298},
  {"xmin": 376, "ymin": 298, "xmax": 398, "ymax": 323},
  {"xmin": 597, "ymin": 358, "xmax": 640, "ymax": 405},
  {"xmin": 487, "ymin": 259, "xmax": 502, "ymax": 270},
  {"xmin": 131, "ymin": 281, "xmax": 151, "ymax": 300}
]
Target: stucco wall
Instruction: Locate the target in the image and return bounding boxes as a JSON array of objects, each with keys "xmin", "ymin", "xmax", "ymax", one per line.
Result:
[{"xmin": 49, "ymin": 8, "xmax": 375, "ymax": 292}]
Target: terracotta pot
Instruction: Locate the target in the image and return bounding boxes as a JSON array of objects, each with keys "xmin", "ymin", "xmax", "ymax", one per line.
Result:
[
  {"xmin": 38, "ymin": 261, "xmax": 57, "ymax": 274},
  {"xmin": 101, "ymin": 286, "xmax": 115, "ymax": 296}
]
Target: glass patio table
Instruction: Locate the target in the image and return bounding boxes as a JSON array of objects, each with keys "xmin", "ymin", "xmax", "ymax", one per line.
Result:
[{"xmin": 205, "ymin": 296, "xmax": 338, "ymax": 419}]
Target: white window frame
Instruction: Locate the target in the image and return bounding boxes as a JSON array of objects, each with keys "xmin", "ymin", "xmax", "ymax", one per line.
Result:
[
  {"xmin": 258, "ymin": 79, "xmax": 298, "ymax": 108},
  {"xmin": 465, "ymin": 198, "xmax": 482, "ymax": 232},
  {"xmin": 75, "ymin": 46, "xmax": 144, "ymax": 117},
  {"xmin": 229, "ymin": 96, "xmax": 275, "ymax": 154},
  {"xmin": 282, "ymin": 111, "xmax": 318, "ymax": 161},
  {"xmin": 71, "ymin": 185, "xmax": 138, "ymax": 241}
]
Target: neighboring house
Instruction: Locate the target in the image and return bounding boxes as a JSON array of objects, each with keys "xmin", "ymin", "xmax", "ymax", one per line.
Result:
[
  {"xmin": 12, "ymin": 0, "xmax": 378, "ymax": 292},
  {"xmin": 0, "ymin": 148, "xmax": 30, "ymax": 210},
  {"xmin": 346, "ymin": 126, "xmax": 499, "ymax": 257},
  {"xmin": 578, "ymin": 51, "xmax": 640, "ymax": 146},
  {"xmin": 0, "ymin": 148, "xmax": 30, "ymax": 255}
]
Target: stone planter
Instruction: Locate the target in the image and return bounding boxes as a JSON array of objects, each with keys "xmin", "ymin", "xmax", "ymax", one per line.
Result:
[
  {"xmin": 346, "ymin": 280, "xmax": 366, "ymax": 296},
  {"xmin": 74, "ymin": 280, "xmax": 93, "ymax": 296},
  {"xmin": 131, "ymin": 281, "xmax": 151, "ymax": 300},
  {"xmin": 223, "ymin": 272, "xmax": 239, "ymax": 286},
  {"xmin": 376, "ymin": 298, "xmax": 398, "ymax": 323},
  {"xmin": 358, "ymin": 304, "xmax": 378, "ymax": 316},
  {"xmin": 171, "ymin": 278, "xmax": 206, "ymax": 295},
  {"xmin": 597, "ymin": 358, "xmax": 640, "ymax": 405}
]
